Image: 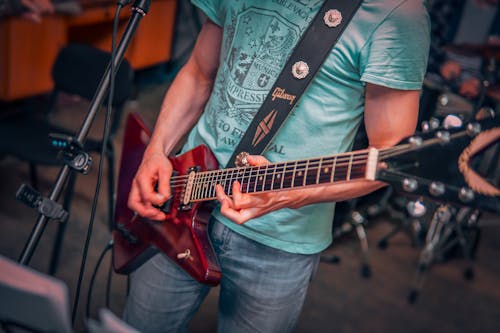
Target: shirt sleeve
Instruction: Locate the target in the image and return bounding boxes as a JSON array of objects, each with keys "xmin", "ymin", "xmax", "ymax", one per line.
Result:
[
  {"xmin": 191, "ymin": 0, "xmax": 224, "ymax": 27},
  {"xmin": 360, "ymin": 0, "xmax": 430, "ymax": 90}
]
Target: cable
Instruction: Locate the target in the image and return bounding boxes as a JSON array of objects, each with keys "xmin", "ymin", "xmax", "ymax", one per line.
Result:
[
  {"xmin": 85, "ymin": 239, "xmax": 114, "ymax": 318},
  {"xmin": 71, "ymin": 3, "xmax": 123, "ymax": 325}
]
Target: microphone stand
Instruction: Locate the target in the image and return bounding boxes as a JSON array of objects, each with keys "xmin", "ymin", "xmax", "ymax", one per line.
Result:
[{"xmin": 18, "ymin": 0, "xmax": 151, "ymax": 266}]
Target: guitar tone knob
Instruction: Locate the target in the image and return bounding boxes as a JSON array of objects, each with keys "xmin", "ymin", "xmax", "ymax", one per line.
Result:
[
  {"xmin": 429, "ymin": 182, "xmax": 445, "ymax": 197},
  {"xmin": 459, "ymin": 187, "xmax": 475, "ymax": 203},
  {"xmin": 177, "ymin": 249, "xmax": 192, "ymax": 261},
  {"xmin": 402, "ymin": 178, "xmax": 418, "ymax": 193}
]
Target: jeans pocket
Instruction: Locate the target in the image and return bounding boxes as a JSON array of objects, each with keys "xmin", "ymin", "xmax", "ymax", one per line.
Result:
[{"xmin": 209, "ymin": 218, "xmax": 230, "ymax": 253}]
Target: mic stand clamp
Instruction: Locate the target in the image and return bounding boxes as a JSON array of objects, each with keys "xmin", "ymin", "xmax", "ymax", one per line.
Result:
[
  {"xmin": 49, "ymin": 133, "xmax": 93, "ymax": 174},
  {"xmin": 14, "ymin": 133, "xmax": 94, "ymax": 224},
  {"xmin": 16, "ymin": 184, "xmax": 69, "ymax": 223}
]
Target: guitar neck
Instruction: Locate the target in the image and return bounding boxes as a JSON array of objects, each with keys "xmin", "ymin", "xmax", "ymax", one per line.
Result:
[{"xmin": 179, "ymin": 148, "xmax": 379, "ymax": 203}]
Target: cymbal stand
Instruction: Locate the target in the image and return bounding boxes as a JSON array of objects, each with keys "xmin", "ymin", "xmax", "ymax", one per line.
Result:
[
  {"xmin": 474, "ymin": 55, "xmax": 497, "ymax": 116},
  {"xmin": 408, "ymin": 204, "xmax": 480, "ymax": 304}
]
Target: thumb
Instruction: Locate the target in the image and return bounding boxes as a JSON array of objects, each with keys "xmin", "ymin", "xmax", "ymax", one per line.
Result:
[{"xmin": 246, "ymin": 155, "xmax": 270, "ymax": 166}]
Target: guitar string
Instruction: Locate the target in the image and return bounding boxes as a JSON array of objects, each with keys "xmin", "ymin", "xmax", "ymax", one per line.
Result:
[
  {"xmin": 168, "ymin": 130, "xmax": 469, "ymax": 188},
  {"xmin": 156, "ymin": 130, "xmax": 474, "ymax": 203}
]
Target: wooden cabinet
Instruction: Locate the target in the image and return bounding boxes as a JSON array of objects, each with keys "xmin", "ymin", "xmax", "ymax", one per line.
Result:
[{"xmin": 0, "ymin": 0, "xmax": 177, "ymax": 101}]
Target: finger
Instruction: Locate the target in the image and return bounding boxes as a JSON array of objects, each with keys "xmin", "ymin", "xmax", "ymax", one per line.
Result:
[
  {"xmin": 127, "ymin": 183, "xmax": 166, "ymax": 220},
  {"xmin": 231, "ymin": 181, "xmax": 252, "ymax": 210},
  {"xmin": 246, "ymin": 155, "xmax": 270, "ymax": 166},
  {"xmin": 216, "ymin": 184, "xmax": 232, "ymax": 207},
  {"xmin": 156, "ymin": 163, "xmax": 172, "ymax": 201}
]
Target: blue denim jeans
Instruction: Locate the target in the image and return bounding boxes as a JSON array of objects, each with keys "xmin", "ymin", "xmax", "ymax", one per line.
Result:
[{"xmin": 123, "ymin": 219, "xmax": 320, "ymax": 333}]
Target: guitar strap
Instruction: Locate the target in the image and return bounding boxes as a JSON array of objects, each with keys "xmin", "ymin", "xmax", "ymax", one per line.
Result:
[{"xmin": 227, "ymin": 0, "xmax": 363, "ymax": 167}]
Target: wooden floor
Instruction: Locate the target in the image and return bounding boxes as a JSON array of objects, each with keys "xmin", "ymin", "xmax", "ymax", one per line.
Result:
[{"xmin": 0, "ymin": 81, "xmax": 499, "ymax": 333}]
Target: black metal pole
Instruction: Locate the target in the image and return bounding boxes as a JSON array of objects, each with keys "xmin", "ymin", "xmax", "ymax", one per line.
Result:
[{"xmin": 18, "ymin": 0, "xmax": 152, "ymax": 265}]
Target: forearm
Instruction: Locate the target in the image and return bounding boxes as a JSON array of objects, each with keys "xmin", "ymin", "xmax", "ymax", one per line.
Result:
[
  {"xmin": 145, "ymin": 20, "xmax": 221, "ymax": 158},
  {"xmin": 282, "ymin": 179, "xmax": 386, "ymax": 210},
  {"xmin": 145, "ymin": 66, "xmax": 213, "ymax": 157}
]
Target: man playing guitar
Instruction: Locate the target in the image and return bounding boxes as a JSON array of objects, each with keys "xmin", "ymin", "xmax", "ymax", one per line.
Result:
[{"xmin": 123, "ymin": 1, "xmax": 430, "ymax": 332}]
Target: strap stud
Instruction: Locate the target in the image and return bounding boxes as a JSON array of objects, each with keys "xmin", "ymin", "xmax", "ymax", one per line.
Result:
[
  {"xmin": 324, "ymin": 9, "xmax": 342, "ymax": 28},
  {"xmin": 235, "ymin": 151, "xmax": 250, "ymax": 167},
  {"xmin": 292, "ymin": 61, "xmax": 309, "ymax": 79}
]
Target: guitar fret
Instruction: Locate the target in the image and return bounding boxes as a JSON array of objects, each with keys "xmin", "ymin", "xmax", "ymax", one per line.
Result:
[
  {"xmin": 245, "ymin": 168, "xmax": 252, "ymax": 193},
  {"xmin": 270, "ymin": 164, "xmax": 277, "ymax": 190},
  {"xmin": 316, "ymin": 158, "xmax": 322, "ymax": 184},
  {"xmin": 261, "ymin": 165, "xmax": 268, "ymax": 192},
  {"xmin": 302, "ymin": 160, "xmax": 309, "ymax": 187},
  {"xmin": 222, "ymin": 169, "xmax": 230, "ymax": 194},
  {"xmin": 347, "ymin": 154, "xmax": 353, "ymax": 181},
  {"xmin": 192, "ymin": 174, "xmax": 200, "ymax": 200},
  {"xmin": 236, "ymin": 168, "xmax": 244, "ymax": 193},
  {"xmin": 215, "ymin": 170, "xmax": 223, "ymax": 197},
  {"xmin": 227, "ymin": 169, "xmax": 236, "ymax": 196},
  {"xmin": 280, "ymin": 162, "xmax": 286, "ymax": 190},
  {"xmin": 292, "ymin": 161, "xmax": 298, "ymax": 188},
  {"xmin": 207, "ymin": 171, "xmax": 214, "ymax": 198},
  {"xmin": 330, "ymin": 156, "xmax": 337, "ymax": 183}
]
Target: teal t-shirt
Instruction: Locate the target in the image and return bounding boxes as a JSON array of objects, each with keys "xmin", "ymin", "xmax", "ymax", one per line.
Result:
[{"xmin": 184, "ymin": 0, "xmax": 430, "ymax": 254}]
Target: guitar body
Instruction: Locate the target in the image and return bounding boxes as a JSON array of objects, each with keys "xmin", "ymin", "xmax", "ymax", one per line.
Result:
[{"xmin": 112, "ymin": 113, "xmax": 221, "ymax": 285}]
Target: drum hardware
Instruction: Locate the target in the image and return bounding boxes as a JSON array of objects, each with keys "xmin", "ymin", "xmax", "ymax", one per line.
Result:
[
  {"xmin": 408, "ymin": 205, "xmax": 480, "ymax": 304},
  {"xmin": 443, "ymin": 42, "xmax": 499, "ymax": 119},
  {"xmin": 322, "ymin": 200, "xmax": 373, "ymax": 278},
  {"xmin": 443, "ymin": 43, "xmax": 500, "ymax": 61}
]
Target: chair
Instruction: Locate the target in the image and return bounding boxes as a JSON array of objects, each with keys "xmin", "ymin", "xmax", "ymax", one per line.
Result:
[{"xmin": 0, "ymin": 43, "xmax": 134, "ymax": 274}]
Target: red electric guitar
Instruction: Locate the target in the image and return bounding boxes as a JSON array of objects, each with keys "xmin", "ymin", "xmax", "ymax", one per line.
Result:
[{"xmin": 112, "ymin": 112, "xmax": 499, "ymax": 286}]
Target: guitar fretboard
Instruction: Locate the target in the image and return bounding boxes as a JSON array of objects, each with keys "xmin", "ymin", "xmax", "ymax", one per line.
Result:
[{"xmin": 184, "ymin": 150, "xmax": 373, "ymax": 202}]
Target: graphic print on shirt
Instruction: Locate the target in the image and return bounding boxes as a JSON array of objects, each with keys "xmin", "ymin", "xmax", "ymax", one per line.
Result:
[{"xmin": 204, "ymin": 4, "xmax": 312, "ymax": 150}]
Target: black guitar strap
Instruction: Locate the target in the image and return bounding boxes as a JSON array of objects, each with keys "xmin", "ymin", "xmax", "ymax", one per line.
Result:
[{"xmin": 227, "ymin": 0, "xmax": 363, "ymax": 167}]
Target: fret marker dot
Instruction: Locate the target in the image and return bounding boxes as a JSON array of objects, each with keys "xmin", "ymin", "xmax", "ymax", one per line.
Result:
[
  {"xmin": 298, "ymin": 171, "xmax": 303, "ymax": 176},
  {"xmin": 324, "ymin": 168, "xmax": 329, "ymax": 173}
]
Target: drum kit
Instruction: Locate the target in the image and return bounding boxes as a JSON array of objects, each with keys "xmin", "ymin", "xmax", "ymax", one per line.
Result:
[
  {"xmin": 399, "ymin": 42, "xmax": 500, "ymax": 302},
  {"xmin": 423, "ymin": 42, "xmax": 500, "ymax": 126},
  {"xmin": 325, "ymin": 41, "xmax": 500, "ymax": 303}
]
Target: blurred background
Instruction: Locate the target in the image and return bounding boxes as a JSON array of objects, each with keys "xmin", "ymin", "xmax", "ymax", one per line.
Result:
[{"xmin": 0, "ymin": 1, "xmax": 499, "ymax": 332}]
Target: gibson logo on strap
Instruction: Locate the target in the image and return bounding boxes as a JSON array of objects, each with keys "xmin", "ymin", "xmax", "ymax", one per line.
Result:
[
  {"xmin": 252, "ymin": 109, "xmax": 278, "ymax": 147},
  {"xmin": 271, "ymin": 87, "xmax": 296, "ymax": 105}
]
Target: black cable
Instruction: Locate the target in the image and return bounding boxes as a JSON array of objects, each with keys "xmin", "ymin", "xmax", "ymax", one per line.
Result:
[
  {"xmin": 106, "ymin": 243, "xmax": 114, "ymax": 309},
  {"xmin": 85, "ymin": 239, "xmax": 114, "ymax": 318},
  {"xmin": 71, "ymin": 3, "xmax": 123, "ymax": 325}
]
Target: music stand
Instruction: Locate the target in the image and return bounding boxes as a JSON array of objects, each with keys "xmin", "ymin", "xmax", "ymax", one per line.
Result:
[{"xmin": 0, "ymin": 255, "xmax": 72, "ymax": 333}]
